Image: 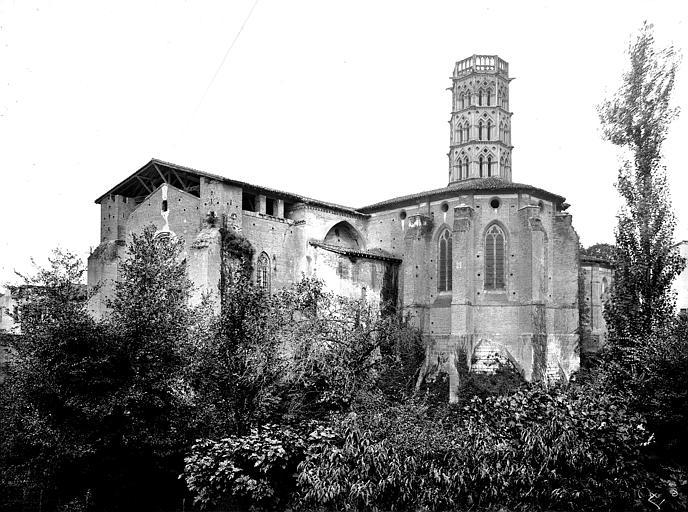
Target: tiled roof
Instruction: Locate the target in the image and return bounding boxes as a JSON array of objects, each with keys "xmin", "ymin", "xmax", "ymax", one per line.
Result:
[{"xmin": 358, "ymin": 177, "xmax": 567, "ymax": 212}]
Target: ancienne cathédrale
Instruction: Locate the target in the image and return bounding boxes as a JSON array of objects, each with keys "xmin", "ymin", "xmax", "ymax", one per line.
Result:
[{"xmin": 87, "ymin": 55, "xmax": 611, "ymax": 390}]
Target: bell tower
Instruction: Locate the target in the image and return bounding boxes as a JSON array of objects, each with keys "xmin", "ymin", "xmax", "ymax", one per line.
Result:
[{"xmin": 448, "ymin": 55, "xmax": 513, "ymax": 184}]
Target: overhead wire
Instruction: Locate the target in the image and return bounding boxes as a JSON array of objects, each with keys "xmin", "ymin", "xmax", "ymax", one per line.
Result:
[{"xmin": 174, "ymin": 0, "xmax": 261, "ymax": 149}]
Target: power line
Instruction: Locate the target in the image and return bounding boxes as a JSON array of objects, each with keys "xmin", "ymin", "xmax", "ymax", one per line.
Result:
[{"xmin": 189, "ymin": 0, "xmax": 261, "ymax": 122}]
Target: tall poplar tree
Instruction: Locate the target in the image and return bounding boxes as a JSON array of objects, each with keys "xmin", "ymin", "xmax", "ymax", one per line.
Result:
[{"xmin": 599, "ymin": 21, "xmax": 684, "ymax": 340}]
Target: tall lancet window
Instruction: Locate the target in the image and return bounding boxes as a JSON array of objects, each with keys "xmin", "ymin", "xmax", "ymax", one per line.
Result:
[
  {"xmin": 463, "ymin": 156, "xmax": 470, "ymax": 178},
  {"xmin": 479, "ymin": 155, "xmax": 484, "ymax": 177},
  {"xmin": 487, "ymin": 155, "xmax": 493, "ymax": 176},
  {"xmin": 257, "ymin": 252, "xmax": 271, "ymax": 293},
  {"xmin": 478, "ymin": 121, "xmax": 484, "ymax": 141},
  {"xmin": 486, "ymin": 89, "xmax": 492, "ymax": 106},
  {"xmin": 438, "ymin": 230, "xmax": 453, "ymax": 292},
  {"xmin": 487, "ymin": 120, "xmax": 493, "ymax": 140},
  {"xmin": 485, "ymin": 225, "xmax": 506, "ymax": 290}
]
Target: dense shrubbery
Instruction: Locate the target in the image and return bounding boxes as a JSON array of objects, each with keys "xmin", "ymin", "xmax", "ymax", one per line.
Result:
[
  {"xmin": 4, "ymin": 221, "xmax": 688, "ymax": 511},
  {"xmin": 298, "ymin": 387, "xmax": 655, "ymax": 512}
]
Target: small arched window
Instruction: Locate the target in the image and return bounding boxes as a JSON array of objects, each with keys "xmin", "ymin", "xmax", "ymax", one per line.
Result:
[
  {"xmin": 479, "ymin": 156, "xmax": 484, "ymax": 177},
  {"xmin": 457, "ymin": 122, "xmax": 463, "ymax": 143},
  {"xmin": 478, "ymin": 89, "xmax": 483, "ymax": 106},
  {"xmin": 487, "ymin": 155, "xmax": 493, "ymax": 177},
  {"xmin": 478, "ymin": 121, "xmax": 483, "ymax": 141},
  {"xmin": 463, "ymin": 123, "xmax": 470, "ymax": 141},
  {"xmin": 460, "ymin": 92, "xmax": 465, "ymax": 109},
  {"xmin": 257, "ymin": 252, "xmax": 271, "ymax": 293},
  {"xmin": 438, "ymin": 230, "xmax": 453, "ymax": 292},
  {"xmin": 486, "ymin": 89, "xmax": 492, "ymax": 106},
  {"xmin": 487, "ymin": 120, "xmax": 492, "ymax": 140},
  {"xmin": 485, "ymin": 225, "xmax": 506, "ymax": 290}
]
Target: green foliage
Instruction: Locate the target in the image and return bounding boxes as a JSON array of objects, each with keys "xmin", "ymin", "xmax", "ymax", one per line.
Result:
[
  {"xmin": 598, "ymin": 22, "xmax": 685, "ymax": 338},
  {"xmin": 220, "ymin": 219, "xmax": 255, "ymax": 282},
  {"xmin": 297, "ymin": 385, "xmax": 663, "ymax": 511},
  {"xmin": 0, "ymin": 250, "xmax": 110, "ymax": 511},
  {"xmin": 580, "ymin": 242, "xmax": 616, "ymax": 262},
  {"xmin": 188, "ymin": 269, "xmax": 276, "ymax": 437},
  {"xmin": 584, "ymin": 325, "xmax": 688, "ymax": 466},
  {"xmin": 183, "ymin": 276, "xmax": 423, "ymax": 509},
  {"xmin": 184, "ymin": 423, "xmax": 314, "ymax": 511},
  {"xmin": 0, "ymin": 228, "xmax": 196, "ymax": 510}
]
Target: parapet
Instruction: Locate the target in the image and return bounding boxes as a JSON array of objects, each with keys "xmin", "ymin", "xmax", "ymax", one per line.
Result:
[{"xmin": 453, "ymin": 55, "xmax": 509, "ymax": 78}]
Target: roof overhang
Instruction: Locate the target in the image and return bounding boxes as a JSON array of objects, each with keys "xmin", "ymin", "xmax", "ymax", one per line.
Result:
[{"xmin": 95, "ymin": 159, "xmax": 369, "ymax": 218}]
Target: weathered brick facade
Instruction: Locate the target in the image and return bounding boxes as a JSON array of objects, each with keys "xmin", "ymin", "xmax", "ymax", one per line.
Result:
[{"xmin": 87, "ymin": 55, "xmax": 606, "ymax": 393}]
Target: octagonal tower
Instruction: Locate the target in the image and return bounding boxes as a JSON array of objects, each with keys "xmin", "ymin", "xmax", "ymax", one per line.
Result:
[{"xmin": 448, "ymin": 55, "xmax": 513, "ymax": 184}]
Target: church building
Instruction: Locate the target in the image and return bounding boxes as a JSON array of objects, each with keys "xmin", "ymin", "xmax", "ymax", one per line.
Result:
[{"xmin": 88, "ymin": 55, "xmax": 590, "ymax": 387}]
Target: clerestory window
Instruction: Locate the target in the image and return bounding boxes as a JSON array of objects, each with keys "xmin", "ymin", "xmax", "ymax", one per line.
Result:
[
  {"xmin": 438, "ymin": 229, "xmax": 453, "ymax": 292},
  {"xmin": 485, "ymin": 225, "xmax": 506, "ymax": 290}
]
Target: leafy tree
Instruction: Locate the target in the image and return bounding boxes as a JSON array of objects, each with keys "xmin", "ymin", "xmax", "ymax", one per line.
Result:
[
  {"xmin": 100, "ymin": 226, "xmax": 196, "ymax": 509},
  {"xmin": 183, "ymin": 276, "xmax": 424, "ymax": 510},
  {"xmin": 1, "ymin": 229, "xmax": 199, "ymax": 511},
  {"xmin": 598, "ymin": 21, "xmax": 684, "ymax": 339},
  {"xmin": 580, "ymin": 242, "xmax": 616, "ymax": 262},
  {"xmin": 0, "ymin": 250, "xmax": 111, "ymax": 511}
]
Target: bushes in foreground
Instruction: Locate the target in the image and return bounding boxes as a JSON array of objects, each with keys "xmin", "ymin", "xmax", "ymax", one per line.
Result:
[{"xmin": 184, "ymin": 381, "xmax": 678, "ymax": 512}]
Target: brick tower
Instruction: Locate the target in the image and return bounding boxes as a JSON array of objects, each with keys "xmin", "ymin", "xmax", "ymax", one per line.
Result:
[{"xmin": 448, "ymin": 55, "xmax": 513, "ymax": 184}]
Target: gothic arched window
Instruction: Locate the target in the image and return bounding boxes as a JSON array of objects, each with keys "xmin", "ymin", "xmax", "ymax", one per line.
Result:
[
  {"xmin": 478, "ymin": 89, "xmax": 484, "ymax": 106},
  {"xmin": 463, "ymin": 123, "xmax": 470, "ymax": 141},
  {"xmin": 486, "ymin": 89, "xmax": 492, "ymax": 106},
  {"xmin": 460, "ymin": 92, "xmax": 465, "ymax": 109},
  {"xmin": 479, "ymin": 155, "xmax": 484, "ymax": 177},
  {"xmin": 485, "ymin": 225, "xmax": 506, "ymax": 290},
  {"xmin": 257, "ymin": 252, "xmax": 271, "ymax": 293},
  {"xmin": 463, "ymin": 157, "xmax": 470, "ymax": 178},
  {"xmin": 487, "ymin": 155, "xmax": 493, "ymax": 177},
  {"xmin": 478, "ymin": 121, "xmax": 483, "ymax": 141},
  {"xmin": 438, "ymin": 229, "xmax": 452, "ymax": 292},
  {"xmin": 457, "ymin": 121, "xmax": 463, "ymax": 143},
  {"xmin": 487, "ymin": 120, "xmax": 493, "ymax": 140}
]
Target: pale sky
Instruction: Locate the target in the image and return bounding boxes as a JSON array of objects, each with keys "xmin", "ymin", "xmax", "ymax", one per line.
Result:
[{"xmin": 1, "ymin": 0, "xmax": 687, "ymax": 289}]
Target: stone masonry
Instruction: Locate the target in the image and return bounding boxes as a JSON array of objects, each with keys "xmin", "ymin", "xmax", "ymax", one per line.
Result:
[{"xmin": 88, "ymin": 55, "xmax": 605, "ymax": 397}]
